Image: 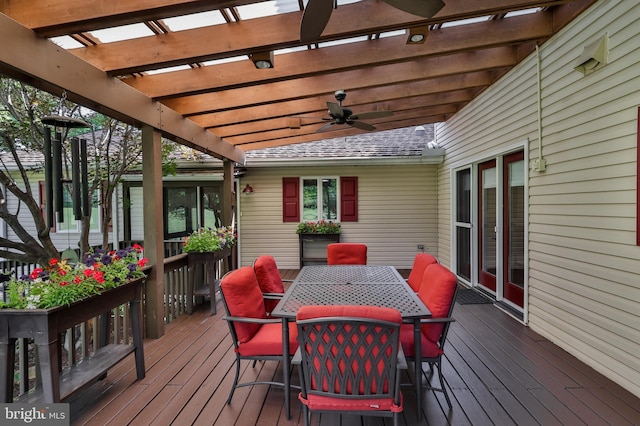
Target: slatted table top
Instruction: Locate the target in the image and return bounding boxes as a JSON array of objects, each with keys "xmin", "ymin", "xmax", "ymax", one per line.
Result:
[{"xmin": 272, "ymin": 265, "xmax": 430, "ymax": 319}]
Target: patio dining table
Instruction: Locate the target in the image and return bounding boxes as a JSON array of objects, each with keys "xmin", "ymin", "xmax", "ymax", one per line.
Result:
[{"xmin": 271, "ymin": 265, "xmax": 431, "ymax": 419}]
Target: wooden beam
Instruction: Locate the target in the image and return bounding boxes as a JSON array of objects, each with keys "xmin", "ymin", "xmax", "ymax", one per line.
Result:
[
  {"xmin": 0, "ymin": 13, "xmax": 245, "ymax": 164},
  {"xmin": 122, "ymin": 12, "xmax": 549, "ymax": 99},
  {"xmin": 162, "ymin": 48, "xmax": 514, "ymax": 115}
]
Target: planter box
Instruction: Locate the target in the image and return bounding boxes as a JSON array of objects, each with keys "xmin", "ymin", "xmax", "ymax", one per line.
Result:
[
  {"xmin": 298, "ymin": 233, "xmax": 341, "ymax": 268},
  {"xmin": 0, "ymin": 277, "xmax": 146, "ymax": 403},
  {"xmin": 186, "ymin": 248, "xmax": 232, "ymax": 315}
]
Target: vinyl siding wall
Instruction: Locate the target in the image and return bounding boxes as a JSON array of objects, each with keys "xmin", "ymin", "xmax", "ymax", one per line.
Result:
[
  {"xmin": 435, "ymin": 0, "xmax": 640, "ymax": 397},
  {"xmin": 238, "ymin": 164, "xmax": 438, "ymax": 269}
]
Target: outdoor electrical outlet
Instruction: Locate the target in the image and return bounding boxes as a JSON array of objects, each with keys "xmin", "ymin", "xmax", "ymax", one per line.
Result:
[{"xmin": 417, "ymin": 244, "xmax": 425, "ymax": 251}]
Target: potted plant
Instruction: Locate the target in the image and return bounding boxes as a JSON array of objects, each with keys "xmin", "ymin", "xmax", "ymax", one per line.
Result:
[
  {"xmin": 296, "ymin": 221, "xmax": 341, "ymax": 267},
  {"xmin": 296, "ymin": 220, "xmax": 341, "ymax": 235},
  {"xmin": 182, "ymin": 226, "xmax": 236, "ymax": 253},
  {"xmin": 0, "ymin": 244, "xmax": 149, "ymax": 403},
  {"xmin": 182, "ymin": 226, "xmax": 237, "ymax": 314},
  {"xmin": 1, "ymin": 244, "xmax": 148, "ymax": 309}
]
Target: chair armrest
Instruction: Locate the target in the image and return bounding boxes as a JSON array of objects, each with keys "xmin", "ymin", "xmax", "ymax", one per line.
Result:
[
  {"xmin": 222, "ymin": 315, "xmax": 282, "ymax": 325},
  {"xmin": 419, "ymin": 317, "xmax": 456, "ymax": 324},
  {"xmin": 263, "ymin": 292, "xmax": 284, "ymax": 300}
]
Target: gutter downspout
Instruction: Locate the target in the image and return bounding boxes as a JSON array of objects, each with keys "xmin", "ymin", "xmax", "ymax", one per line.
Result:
[{"xmin": 533, "ymin": 44, "xmax": 547, "ymax": 172}]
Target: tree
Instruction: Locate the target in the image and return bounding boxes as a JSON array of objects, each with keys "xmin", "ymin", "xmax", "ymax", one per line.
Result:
[{"xmin": 0, "ymin": 76, "xmax": 176, "ymax": 265}]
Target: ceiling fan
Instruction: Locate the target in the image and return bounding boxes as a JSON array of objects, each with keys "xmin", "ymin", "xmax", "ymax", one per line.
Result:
[
  {"xmin": 300, "ymin": 0, "xmax": 445, "ymax": 43},
  {"xmin": 316, "ymin": 90, "xmax": 393, "ymax": 132}
]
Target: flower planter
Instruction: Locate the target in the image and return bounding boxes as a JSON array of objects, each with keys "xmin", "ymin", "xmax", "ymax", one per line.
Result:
[
  {"xmin": 186, "ymin": 248, "xmax": 232, "ymax": 315},
  {"xmin": 298, "ymin": 233, "xmax": 340, "ymax": 268},
  {"xmin": 0, "ymin": 276, "xmax": 146, "ymax": 403}
]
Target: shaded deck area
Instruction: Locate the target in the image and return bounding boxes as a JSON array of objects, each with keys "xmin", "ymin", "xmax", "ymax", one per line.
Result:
[{"xmin": 71, "ymin": 270, "xmax": 640, "ymax": 425}]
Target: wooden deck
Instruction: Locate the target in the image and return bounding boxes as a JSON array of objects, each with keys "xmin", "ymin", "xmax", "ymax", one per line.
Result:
[{"xmin": 70, "ymin": 270, "xmax": 640, "ymax": 425}]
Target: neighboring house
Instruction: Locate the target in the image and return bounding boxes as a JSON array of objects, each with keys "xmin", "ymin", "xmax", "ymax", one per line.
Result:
[
  {"xmin": 0, "ymin": 149, "xmax": 108, "ymax": 254},
  {"xmin": 237, "ymin": 0, "xmax": 640, "ymax": 400}
]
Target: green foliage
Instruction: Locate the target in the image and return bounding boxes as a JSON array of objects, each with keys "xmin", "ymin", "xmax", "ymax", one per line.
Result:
[
  {"xmin": 0, "ymin": 245, "xmax": 148, "ymax": 309},
  {"xmin": 296, "ymin": 220, "xmax": 341, "ymax": 234},
  {"xmin": 182, "ymin": 226, "xmax": 237, "ymax": 253}
]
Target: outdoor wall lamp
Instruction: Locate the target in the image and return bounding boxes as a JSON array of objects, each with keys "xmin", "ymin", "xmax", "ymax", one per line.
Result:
[
  {"xmin": 251, "ymin": 51, "xmax": 274, "ymax": 69},
  {"xmin": 242, "ymin": 184, "xmax": 254, "ymax": 195}
]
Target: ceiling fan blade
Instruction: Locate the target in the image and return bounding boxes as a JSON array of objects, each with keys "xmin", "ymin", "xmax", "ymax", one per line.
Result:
[
  {"xmin": 327, "ymin": 101, "xmax": 344, "ymax": 118},
  {"xmin": 349, "ymin": 120, "xmax": 376, "ymax": 131},
  {"xmin": 300, "ymin": 0, "xmax": 334, "ymax": 43},
  {"xmin": 316, "ymin": 122, "xmax": 336, "ymax": 132},
  {"xmin": 350, "ymin": 110, "xmax": 393, "ymax": 120},
  {"xmin": 382, "ymin": 0, "xmax": 444, "ymax": 18}
]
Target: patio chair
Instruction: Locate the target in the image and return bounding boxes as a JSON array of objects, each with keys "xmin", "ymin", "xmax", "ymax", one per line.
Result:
[
  {"xmin": 253, "ymin": 255, "xmax": 291, "ymax": 315},
  {"xmin": 326, "ymin": 243, "xmax": 367, "ymax": 265},
  {"xmin": 400, "ymin": 263, "xmax": 458, "ymax": 410},
  {"xmin": 406, "ymin": 252, "xmax": 438, "ymax": 292},
  {"xmin": 294, "ymin": 305, "xmax": 405, "ymax": 426},
  {"xmin": 219, "ymin": 266, "xmax": 299, "ymax": 412}
]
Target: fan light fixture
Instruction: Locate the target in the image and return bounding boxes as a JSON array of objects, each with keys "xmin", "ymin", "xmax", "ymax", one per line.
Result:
[
  {"xmin": 407, "ymin": 26, "xmax": 429, "ymax": 44},
  {"xmin": 242, "ymin": 184, "xmax": 254, "ymax": 195},
  {"xmin": 251, "ymin": 51, "xmax": 274, "ymax": 69}
]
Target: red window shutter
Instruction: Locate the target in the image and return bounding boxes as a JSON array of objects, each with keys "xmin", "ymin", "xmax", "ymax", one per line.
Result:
[
  {"xmin": 340, "ymin": 176, "xmax": 358, "ymax": 222},
  {"xmin": 282, "ymin": 177, "xmax": 300, "ymax": 222}
]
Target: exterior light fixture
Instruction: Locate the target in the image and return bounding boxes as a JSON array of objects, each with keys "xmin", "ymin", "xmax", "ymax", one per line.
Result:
[
  {"xmin": 407, "ymin": 26, "xmax": 429, "ymax": 44},
  {"xmin": 242, "ymin": 184, "xmax": 254, "ymax": 195},
  {"xmin": 251, "ymin": 51, "xmax": 274, "ymax": 69},
  {"xmin": 414, "ymin": 125, "xmax": 426, "ymax": 136}
]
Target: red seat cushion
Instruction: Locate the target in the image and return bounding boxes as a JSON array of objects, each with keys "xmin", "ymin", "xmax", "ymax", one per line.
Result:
[
  {"xmin": 406, "ymin": 253, "xmax": 438, "ymax": 292},
  {"xmin": 220, "ymin": 266, "xmax": 267, "ymax": 343},
  {"xmin": 399, "ymin": 323, "xmax": 443, "ymax": 358},
  {"xmin": 253, "ymin": 255, "xmax": 285, "ymax": 313},
  {"xmin": 299, "ymin": 392, "xmax": 403, "ymax": 413},
  {"xmin": 418, "ymin": 264, "xmax": 457, "ymax": 343},
  {"xmin": 237, "ymin": 322, "xmax": 299, "ymax": 356},
  {"xmin": 326, "ymin": 243, "xmax": 367, "ymax": 265}
]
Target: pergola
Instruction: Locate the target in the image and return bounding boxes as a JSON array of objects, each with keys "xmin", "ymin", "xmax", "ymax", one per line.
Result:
[{"xmin": 0, "ymin": 0, "xmax": 595, "ymax": 336}]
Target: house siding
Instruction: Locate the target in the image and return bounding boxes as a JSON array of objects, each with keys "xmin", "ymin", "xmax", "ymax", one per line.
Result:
[
  {"xmin": 238, "ymin": 164, "xmax": 438, "ymax": 269},
  {"xmin": 436, "ymin": 0, "xmax": 640, "ymax": 398}
]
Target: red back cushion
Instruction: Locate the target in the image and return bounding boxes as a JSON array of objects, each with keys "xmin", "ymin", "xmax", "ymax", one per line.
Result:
[
  {"xmin": 296, "ymin": 305, "xmax": 401, "ymax": 324},
  {"xmin": 254, "ymin": 256, "xmax": 285, "ymax": 293},
  {"xmin": 406, "ymin": 253, "xmax": 438, "ymax": 292},
  {"xmin": 418, "ymin": 264, "xmax": 457, "ymax": 343},
  {"xmin": 220, "ymin": 266, "xmax": 267, "ymax": 343},
  {"xmin": 254, "ymin": 255, "xmax": 285, "ymax": 313},
  {"xmin": 327, "ymin": 243, "xmax": 367, "ymax": 265}
]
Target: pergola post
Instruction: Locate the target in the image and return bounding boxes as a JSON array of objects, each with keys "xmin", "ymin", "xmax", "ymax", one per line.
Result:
[
  {"xmin": 142, "ymin": 126, "xmax": 165, "ymax": 338},
  {"xmin": 222, "ymin": 159, "xmax": 236, "ymax": 269}
]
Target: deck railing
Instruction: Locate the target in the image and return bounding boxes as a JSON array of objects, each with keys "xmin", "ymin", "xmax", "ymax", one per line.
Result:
[{"xmin": 1, "ymin": 241, "xmax": 229, "ymax": 400}]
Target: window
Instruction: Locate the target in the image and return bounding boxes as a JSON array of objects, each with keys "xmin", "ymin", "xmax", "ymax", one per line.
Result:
[
  {"xmin": 283, "ymin": 176, "xmax": 358, "ymax": 222},
  {"xmin": 163, "ymin": 184, "xmax": 224, "ymax": 239},
  {"xmin": 302, "ymin": 177, "xmax": 338, "ymax": 221}
]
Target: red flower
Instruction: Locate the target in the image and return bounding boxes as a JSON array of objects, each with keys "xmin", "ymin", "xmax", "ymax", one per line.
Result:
[
  {"xmin": 138, "ymin": 258, "xmax": 148, "ymax": 267},
  {"xmin": 92, "ymin": 270, "xmax": 105, "ymax": 283},
  {"xmin": 132, "ymin": 243, "xmax": 143, "ymax": 252},
  {"xmin": 59, "ymin": 281, "xmax": 69, "ymax": 287},
  {"xmin": 74, "ymin": 276, "xmax": 82, "ymax": 284},
  {"xmin": 30, "ymin": 268, "xmax": 43, "ymax": 280},
  {"xmin": 49, "ymin": 258, "xmax": 59, "ymax": 266}
]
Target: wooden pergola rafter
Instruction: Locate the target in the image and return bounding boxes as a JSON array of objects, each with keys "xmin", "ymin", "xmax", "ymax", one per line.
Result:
[{"xmin": 1, "ymin": 0, "xmax": 595, "ymax": 153}]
